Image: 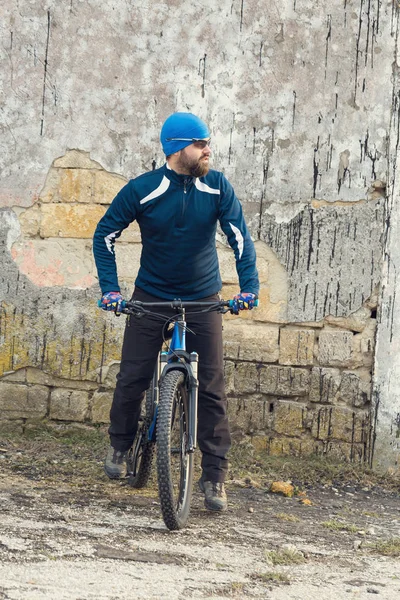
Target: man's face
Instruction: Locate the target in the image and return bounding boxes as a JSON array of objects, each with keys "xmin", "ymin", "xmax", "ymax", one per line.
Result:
[{"xmin": 177, "ymin": 140, "xmax": 211, "ymax": 177}]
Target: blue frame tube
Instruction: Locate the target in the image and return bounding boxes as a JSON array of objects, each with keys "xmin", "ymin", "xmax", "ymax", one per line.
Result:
[{"xmin": 170, "ymin": 319, "xmax": 186, "ymax": 353}]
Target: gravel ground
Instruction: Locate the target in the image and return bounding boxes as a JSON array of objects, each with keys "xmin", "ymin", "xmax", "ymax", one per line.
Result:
[{"xmin": 0, "ymin": 435, "xmax": 400, "ymax": 599}]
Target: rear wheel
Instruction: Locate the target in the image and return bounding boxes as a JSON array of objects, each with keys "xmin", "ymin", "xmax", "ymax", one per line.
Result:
[
  {"xmin": 127, "ymin": 385, "xmax": 156, "ymax": 489},
  {"xmin": 156, "ymin": 369, "xmax": 193, "ymax": 530}
]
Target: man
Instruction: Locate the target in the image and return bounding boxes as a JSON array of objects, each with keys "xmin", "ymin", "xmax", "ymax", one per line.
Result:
[{"xmin": 93, "ymin": 112, "xmax": 259, "ymax": 512}]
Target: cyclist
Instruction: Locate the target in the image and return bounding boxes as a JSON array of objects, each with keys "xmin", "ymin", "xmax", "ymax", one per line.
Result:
[{"xmin": 93, "ymin": 112, "xmax": 259, "ymax": 512}]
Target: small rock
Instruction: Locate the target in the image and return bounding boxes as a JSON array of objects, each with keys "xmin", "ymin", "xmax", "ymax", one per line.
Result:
[
  {"xmin": 270, "ymin": 481, "xmax": 294, "ymax": 498},
  {"xmin": 300, "ymin": 498, "xmax": 313, "ymax": 506},
  {"xmin": 367, "ymin": 588, "xmax": 379, "ymax": 594},
  {"xmin": 248, "ymin": 507, "xmax": 254, "ymax": 513},
  {"xmin": 353, "ymin": 540, "xmax": 362, "ymax": 550},
  {"xmin": 367, "ymin": 527, "xmax": 376, "ymax": 535}
]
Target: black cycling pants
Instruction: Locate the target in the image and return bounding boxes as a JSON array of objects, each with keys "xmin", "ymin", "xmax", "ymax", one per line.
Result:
[{"xmin": 109, "ymin": 287, "xmax": 231, "ymax": 483}]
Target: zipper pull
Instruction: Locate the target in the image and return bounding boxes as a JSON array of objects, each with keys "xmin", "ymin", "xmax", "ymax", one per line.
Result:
[{"xmin": 184, "ymin": 180, "xmax": 187, "ymax": 194}]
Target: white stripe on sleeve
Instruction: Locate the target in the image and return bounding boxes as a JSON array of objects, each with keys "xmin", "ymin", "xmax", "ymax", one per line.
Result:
[
  {"xmin": 105, "ymin": 230, "xmax": 120, "ymax": 254},
  {"xmin": 229, "ymin": 222, "xmax": 244, "ymax": 259}
]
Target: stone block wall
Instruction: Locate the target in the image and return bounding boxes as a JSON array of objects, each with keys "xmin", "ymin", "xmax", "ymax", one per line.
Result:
[
  {"xmin": 1, "ymin": 0, "xmax": 398, "ymax": 468},
  {"xmin": 0, "ymin": 151, "xmax": 375, "ymax": 461}
]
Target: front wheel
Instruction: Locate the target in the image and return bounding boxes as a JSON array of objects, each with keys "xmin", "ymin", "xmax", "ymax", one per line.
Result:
[{"xmin": 156, "ymin": 369, "xmax": 193, "ymax": 530}]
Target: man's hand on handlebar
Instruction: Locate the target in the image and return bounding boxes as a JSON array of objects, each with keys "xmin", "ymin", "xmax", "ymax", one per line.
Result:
[
  {"xmin": 98, "ymin": 293, "xmax": 259, "ymax": 316},
  {"xmin": 230, "ymin": 292, "xmax": 258, "ymax": 315},
  {"xmin": 99, "ymin": 291, "xmax": 123, "ymax": 311}
]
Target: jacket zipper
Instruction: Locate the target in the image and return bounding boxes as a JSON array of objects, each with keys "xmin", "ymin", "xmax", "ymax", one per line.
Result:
[{"xmin": 177, "ymin": 178, "xmax": 190, "ymax": 226}]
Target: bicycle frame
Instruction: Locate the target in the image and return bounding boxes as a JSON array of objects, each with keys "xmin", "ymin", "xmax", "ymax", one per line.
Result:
[{"xmin": 119, "ymin": 299, "xmax": 232, "ymax": 453}]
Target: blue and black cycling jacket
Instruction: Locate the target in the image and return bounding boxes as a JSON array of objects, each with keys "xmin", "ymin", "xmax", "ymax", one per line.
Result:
[{"xmin": 93, "ymin": 163, "xmax": 259, "ymax": 300}]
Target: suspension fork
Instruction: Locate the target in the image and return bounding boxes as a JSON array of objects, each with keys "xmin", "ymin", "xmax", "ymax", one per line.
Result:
[
  {"xmin": 187, "ymin": 352, "xmax": 199, "ymax": 452},
  {"xmin": 148, "ymin": 353, "xmax": 162, "ymax": 440},
  {"xmin": 163, "ymin": 309, "xmax": 200, "ymax": 453}
]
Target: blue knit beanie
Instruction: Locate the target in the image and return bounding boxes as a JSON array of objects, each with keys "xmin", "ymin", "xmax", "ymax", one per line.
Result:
[{"xmin": 160, "ymin": 112, "xmax": 210, "ymax": 155}]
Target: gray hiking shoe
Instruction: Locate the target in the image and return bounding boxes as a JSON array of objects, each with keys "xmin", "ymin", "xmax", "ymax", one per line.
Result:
[
  {"xmin": 104, "ymin": 446, "xmax": 128, "ymax": 479},
  {"xmin": 198, "ymin": 477, "xmax": 228, "ymax": 512}
]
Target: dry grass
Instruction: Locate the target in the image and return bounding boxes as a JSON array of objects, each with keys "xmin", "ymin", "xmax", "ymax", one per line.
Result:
[
  {"xmin": 275, "ymin": 513, "xmax": 301, "ymax": 522},
  {"xmin": 253, "ymin": 571, "xmax": 290, "ymax": 585},
  {"xmin": 366, "ymin": 538, "xmax": 400, "ymax": 557},
  {"xmin": 228, "ymin": 436, "xmax": 400, "ymax": 493},
  {"xmin": 265, "ymin": 548, "xmax": 305, "ymax": 566},
  {"xmin": 321, "ymin": 520, "xmax": 359, "ymax": 533},
  {"xmin": 3, "ymin": 423, "xmax": 400, "ymax": 497}
]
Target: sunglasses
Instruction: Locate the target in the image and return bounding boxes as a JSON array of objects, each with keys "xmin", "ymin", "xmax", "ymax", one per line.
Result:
[{"xmin": 166, "ymin": 137, "xmax": 211, "ymax": 149}]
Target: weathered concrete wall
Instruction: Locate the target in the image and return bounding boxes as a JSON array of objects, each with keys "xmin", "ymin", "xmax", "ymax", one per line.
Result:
[
  {"xmin": 0, "ymin": 1, "xmax": 398, "ymax": 466},
  {"xmin": 372, "ymin": 36, "xmax": 400, "ymax": 473}
]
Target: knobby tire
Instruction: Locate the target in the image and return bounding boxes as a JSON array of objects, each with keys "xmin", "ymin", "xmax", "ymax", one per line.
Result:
[
  {"xmin": 156, "ymin": 369, "xmax": 193, "ymax": 531},
  {"xmin": 128, "ymin": 386, "xmax": 156, "ymax": 489}
]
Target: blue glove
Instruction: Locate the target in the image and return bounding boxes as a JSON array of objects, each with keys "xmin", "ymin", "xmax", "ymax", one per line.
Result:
[
  {"xmin": 99, "ymin": 291, "xmax": 123, "ymax": 311},
  {"xmin": 230, "ymin": 292, "xmax": 258, "ymax": 315}
]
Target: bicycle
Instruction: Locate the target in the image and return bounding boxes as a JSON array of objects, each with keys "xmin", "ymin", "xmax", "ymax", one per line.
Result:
[{"xmin": 116, "ymin": 297, "xmax": 237, "ymax": 531}]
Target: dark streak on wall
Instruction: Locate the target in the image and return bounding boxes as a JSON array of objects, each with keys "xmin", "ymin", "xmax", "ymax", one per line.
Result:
[
  {"xmin": 40, "ymin": 10, "xmax": 51, "ymax": 137},
  {"xmin": 260, "ymin": 201, "xmax": 384, "ymax": 321}
]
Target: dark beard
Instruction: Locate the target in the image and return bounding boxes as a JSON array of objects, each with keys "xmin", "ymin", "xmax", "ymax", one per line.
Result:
[{"xmin": 179, "ymin": 150, "xmax": 209, "ymax": 178}]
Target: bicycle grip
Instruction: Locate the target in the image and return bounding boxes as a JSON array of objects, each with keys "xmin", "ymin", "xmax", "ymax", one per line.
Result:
[
  {"xmin": 97, "ymin": 299, "xmax": 126, "ymax": 311},
  {"xmin": 228, "ymin": 299, "xmax": 259, "ymax": 308}
]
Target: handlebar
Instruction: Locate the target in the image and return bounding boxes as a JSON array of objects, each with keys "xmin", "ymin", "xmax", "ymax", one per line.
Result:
[
  {"xmin": 97, "ymin": 297, "xmax": 259, "ymax": 315},
  {"xmin": 119, "ymin": 299, "xmax": 232, "ymax": 315}
]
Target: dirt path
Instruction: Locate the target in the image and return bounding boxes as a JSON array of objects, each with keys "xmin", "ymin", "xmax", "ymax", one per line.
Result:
[{"xmin": 0, "ymin": 434, "xmax": 400, "ymax": 599}]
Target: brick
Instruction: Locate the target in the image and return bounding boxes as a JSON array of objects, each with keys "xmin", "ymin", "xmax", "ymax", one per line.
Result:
[
  {"xmin": 93, "ymin": 169, "xmax": 127, "ymax": 204},
  {"xmin": 324, "ymin": 306, "xmax": 371, "ymax": 333},
  {"xmin": 0, "ymin": 420, "xmax": 24, "ymax": 434},
  {"xmin": 224, "ymin": 360, "xmax": 235, "ymax": 395},
  {"xmin": 222, "ymin": 284, "xmax": 288, "ymax": 324},
  {"xmin": 258, "ymin": 365, "xmax": 310, "ymax": 396},
  {"xmin": 1, "ymin": 368, "xmax": 27, "ymax": 383},
  {"xmin": 91, "ymin": 391, "xmax": 113, "ymax": 423},
  {"xmin": 40, "ymin": 204, "xmax": 106, "ymax": 238},
  {"xmin": 114, "ymin": 243, "xmax": 142, "ymax": 280},
  {"xmin": 227, "ymin": 396, "xmax": 272, "ymax": 433},
  {"xmin": 0, "ymin": 383, "xmax": 48, "ymax": 418},
  {"xmin": 250, "ymin": 434, "xmax": 268, "ymax": 451},
  {"xmin": 53, "ymin": 150, "xmax": 103, "ymax": 170},
  {"xmin": 309, "ymin": 367, "xmax": 341, "ymax": 403},
  {"xmin": 40, "ymin": 168, "xmax": 94, "ymax": 203},
  {"xmin": 99, "ymin": 361, "xmax": 120, "ymax": 387},
  {"xmin": 272, "ymin": 400, "xmax": 307, "ymax": 435},
  {"xmin": 223, "ymin": 320, "xmax": 279, "ymax": 363},
  {"xmin": 338, "ymin": 371, "xmax": 371, "ymax": 407},
  {"xmin": 50, "ymin": 389, "xmax": 89, "ymax": 421},
  {"xmin": 267, "ymin": 436, "xmax": 323, "ymax": 457},
  {"xmin": 58, "ymin": 169, "xmax": 94, "ymax": 203},
  {"xmin": 19, "ymin": 205, "xmax": 41, "ymax": 237},
  {"xmin": 25, "ymin": 368, "xmax": 98, "ymax": 390},
  {"xmin": 311, "ymin": 406, "xmax": 369, "ymax": 443},
  {"xmin": 233, "ymin": 364, "xmax": 310, "ymax": 396},
  {"xmin": 351, "ymin": 320, "xmax": 376, "ymax": 368},
  {"xmin": 119, "ymin": 221, "xmax": 142, "ymax": 243},
  {"xmin": 233, "ymin": 363, "xmax": 259, "ymax": 394},
  {"xmin": 318, "ymin": 330, "xmax": 353, "ymax": 366},
  {"xmin": 323, "ymin": 441, "xmax": 367, "ymax": 463},
  {"xmin": 279, "ymin": 328, "xmax": 315, "ymax": 366}
]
